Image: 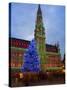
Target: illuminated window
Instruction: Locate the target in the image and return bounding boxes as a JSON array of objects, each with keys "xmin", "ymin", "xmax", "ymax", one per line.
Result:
[
  {"xmin": 21, "ymin": 43, "xmax": 23, "ymax": 46},
  {"xmin": 11, "ymin": 63, "xmax": 15, "ymax": 67},
  {"xmin": 18, "ymin": 63, "xmax": 21, "ymax": 67},
  {"xmin": 19, "ymin": 53, "xmax": 22, "ymax": 57}
]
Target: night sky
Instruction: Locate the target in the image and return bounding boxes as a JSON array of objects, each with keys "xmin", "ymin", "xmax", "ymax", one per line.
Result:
[{"xmin": 10, "ymin": 3, "xmax": 65, "ymax": 59}]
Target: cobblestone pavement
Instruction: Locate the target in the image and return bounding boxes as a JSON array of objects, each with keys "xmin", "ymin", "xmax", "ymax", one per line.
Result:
[{"xmin": 11, "ymin": 77, "xmax": 65, "ymax": 87}]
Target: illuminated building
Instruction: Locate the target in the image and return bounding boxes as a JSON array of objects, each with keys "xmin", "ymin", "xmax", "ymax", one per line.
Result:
[{"xmin": 10, "ymin": 5, "xmax": 63, "ymax": 73}]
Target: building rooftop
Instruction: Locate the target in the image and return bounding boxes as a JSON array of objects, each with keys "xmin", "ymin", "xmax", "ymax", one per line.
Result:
[{"xmin": 10, "ymin": 37, "xmax": 58, "ymax": 53}]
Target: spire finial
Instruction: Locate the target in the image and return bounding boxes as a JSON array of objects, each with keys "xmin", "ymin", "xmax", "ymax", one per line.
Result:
[
  {"xmin": 37, "ymin": 4, "xmax": 42, "ymax": 15},
  {"xmin": 38, "ymin": 4, "xmax": 40, "ymax": 9}
]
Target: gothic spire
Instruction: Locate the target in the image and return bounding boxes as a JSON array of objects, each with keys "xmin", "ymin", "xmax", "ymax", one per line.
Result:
[
  {"xmin": 36, "ymin": 4, "xmax": 43, "ymax": 27},
  {"xmin": 34, "ymin": 4, "xmax": 46, "ymax": 71},
  {"xmin": 37, "ymin": 4, "xmax": 42, "ymax": 15}
]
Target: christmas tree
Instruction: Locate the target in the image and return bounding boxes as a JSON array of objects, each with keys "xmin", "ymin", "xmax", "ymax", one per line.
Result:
[{"xmin": 21, "ymin": 39, "xmax": 40, "ymax": 72}]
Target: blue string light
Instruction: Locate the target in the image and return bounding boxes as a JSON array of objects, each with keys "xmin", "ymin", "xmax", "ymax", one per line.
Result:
[{"xmin": 21, "ymin": 39, "xmax": 40, "ymax": 72}]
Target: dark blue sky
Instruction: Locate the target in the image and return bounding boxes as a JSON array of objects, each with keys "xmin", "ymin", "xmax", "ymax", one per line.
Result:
[{"xmin": 10, "ymin": 3, "xmax": 65, "ymax": 59}]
